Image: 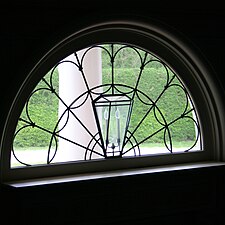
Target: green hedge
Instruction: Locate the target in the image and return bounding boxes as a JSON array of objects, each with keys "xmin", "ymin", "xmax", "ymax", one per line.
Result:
[
  {"xmin": 14, "ymin": 71, "xmax": 59, "ymax": 148},
  {"xmin": 14, "ymin": 67, "xmax": 196, "ymax": 148},
  {"xmin": 102, "ymin": 67, "xmax": 196, "ymax": 144}
]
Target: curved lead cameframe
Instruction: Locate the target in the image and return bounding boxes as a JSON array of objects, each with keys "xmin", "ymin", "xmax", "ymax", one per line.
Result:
[{"xmin": 12, "ymin": 44, "xmax": 202, "ymax": 166}]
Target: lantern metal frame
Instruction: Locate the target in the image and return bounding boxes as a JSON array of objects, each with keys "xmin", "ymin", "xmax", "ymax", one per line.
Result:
[{"xmin": 92, "ymin": 93, "xmax": 133, "ymax": 158}]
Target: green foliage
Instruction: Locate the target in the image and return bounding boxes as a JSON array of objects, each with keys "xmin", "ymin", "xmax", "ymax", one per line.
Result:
[
  {"xmin": 14, "ymin": 65, "xmax": 196, "ymax": 148},
  {"xmin": 14, "ymin": 71, "xmax": 59, "ymax": 148},
  {"xmin": 102, "ymin": 67, "xmax": 196, "ymax": 144}
]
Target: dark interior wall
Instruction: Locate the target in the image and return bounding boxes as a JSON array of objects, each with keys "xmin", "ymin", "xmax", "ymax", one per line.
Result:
[
  {"xmin": 1, "ymin": 1, "xmax": 225, "ymax": 224},
  {"xmin": 8, "ymin": 166, "xmax": 225, "ymax": 225}
]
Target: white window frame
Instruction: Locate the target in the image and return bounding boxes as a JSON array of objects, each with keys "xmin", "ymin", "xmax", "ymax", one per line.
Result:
[{"xmin": 1, "ymin": 19, "xmax": 224, "ymax": 182}]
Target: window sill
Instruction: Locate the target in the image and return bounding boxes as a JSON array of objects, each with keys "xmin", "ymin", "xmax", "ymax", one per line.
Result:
[{"xmin": 6, "ymin": 161, "xmax": 225, "ymax": 188}]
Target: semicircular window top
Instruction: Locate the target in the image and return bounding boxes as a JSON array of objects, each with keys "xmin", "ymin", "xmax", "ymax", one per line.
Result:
[{"xmin": 11, "ymin": 43, "xmax": 202, "ymax": 168}]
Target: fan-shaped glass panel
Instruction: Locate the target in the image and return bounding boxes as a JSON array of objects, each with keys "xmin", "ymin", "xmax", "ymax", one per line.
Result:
[{"xmin": 11, "ymin": 44, "xmax": 202, "ymax": 167}]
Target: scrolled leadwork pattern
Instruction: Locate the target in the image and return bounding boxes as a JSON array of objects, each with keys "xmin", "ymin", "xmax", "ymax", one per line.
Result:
[{"xmin": 12, "ymin": 43, "xmax": 202, "ymax": 167}]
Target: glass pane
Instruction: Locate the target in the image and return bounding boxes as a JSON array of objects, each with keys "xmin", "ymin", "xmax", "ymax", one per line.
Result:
[
  {"xmin": 11, "ymin": 44, "xmax": 202, "ymax": 167},
  {"xmin": 94, "ymin": 95, "xmax": 132, "ymax": 157}
]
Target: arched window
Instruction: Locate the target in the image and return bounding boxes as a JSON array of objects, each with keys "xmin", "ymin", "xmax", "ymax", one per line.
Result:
[{"xmin": 1, "ymin": 19, "xmax": 224, "ymax": 182}]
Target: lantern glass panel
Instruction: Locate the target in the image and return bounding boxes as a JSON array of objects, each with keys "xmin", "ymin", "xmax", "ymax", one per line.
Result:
[{"xmin": 94, "ymin": 95, "xmax": 132, "ymax": 157}]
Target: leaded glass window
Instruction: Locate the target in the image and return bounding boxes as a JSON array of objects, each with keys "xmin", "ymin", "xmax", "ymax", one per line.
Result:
[{"xmin": 11, "ymin": 44, "xmax": 202, "ymax": 167}]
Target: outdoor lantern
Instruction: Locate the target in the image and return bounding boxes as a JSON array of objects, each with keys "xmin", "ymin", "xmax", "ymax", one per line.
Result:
[{"xmin": 93, "ymin": 94, "xmax": 133, "ymax": 158}]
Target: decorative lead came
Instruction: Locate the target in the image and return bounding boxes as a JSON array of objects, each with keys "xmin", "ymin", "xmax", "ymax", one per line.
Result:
[{"xmin": 11, "ymin": 44, "xmax": 202, "ymax": 167}]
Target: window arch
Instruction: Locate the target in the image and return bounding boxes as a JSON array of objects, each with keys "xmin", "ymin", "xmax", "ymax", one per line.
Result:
[{"xmin": 1, "ymin": 19, "xmax": 224, "ymax": 182}]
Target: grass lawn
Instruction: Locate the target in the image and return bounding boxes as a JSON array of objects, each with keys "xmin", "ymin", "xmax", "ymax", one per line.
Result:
[
  {"xmin": 11, "ymin": 140, "xmax": 199, "ymax": 167},
  {"xmin": 14, "ymin": 140, "xmax": 195, "ymax": 151}
]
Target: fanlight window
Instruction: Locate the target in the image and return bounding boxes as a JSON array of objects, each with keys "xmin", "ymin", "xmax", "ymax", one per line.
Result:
[{"xmin": 11, "ymin": 44, "xmax": 202, "ymax": 167}]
